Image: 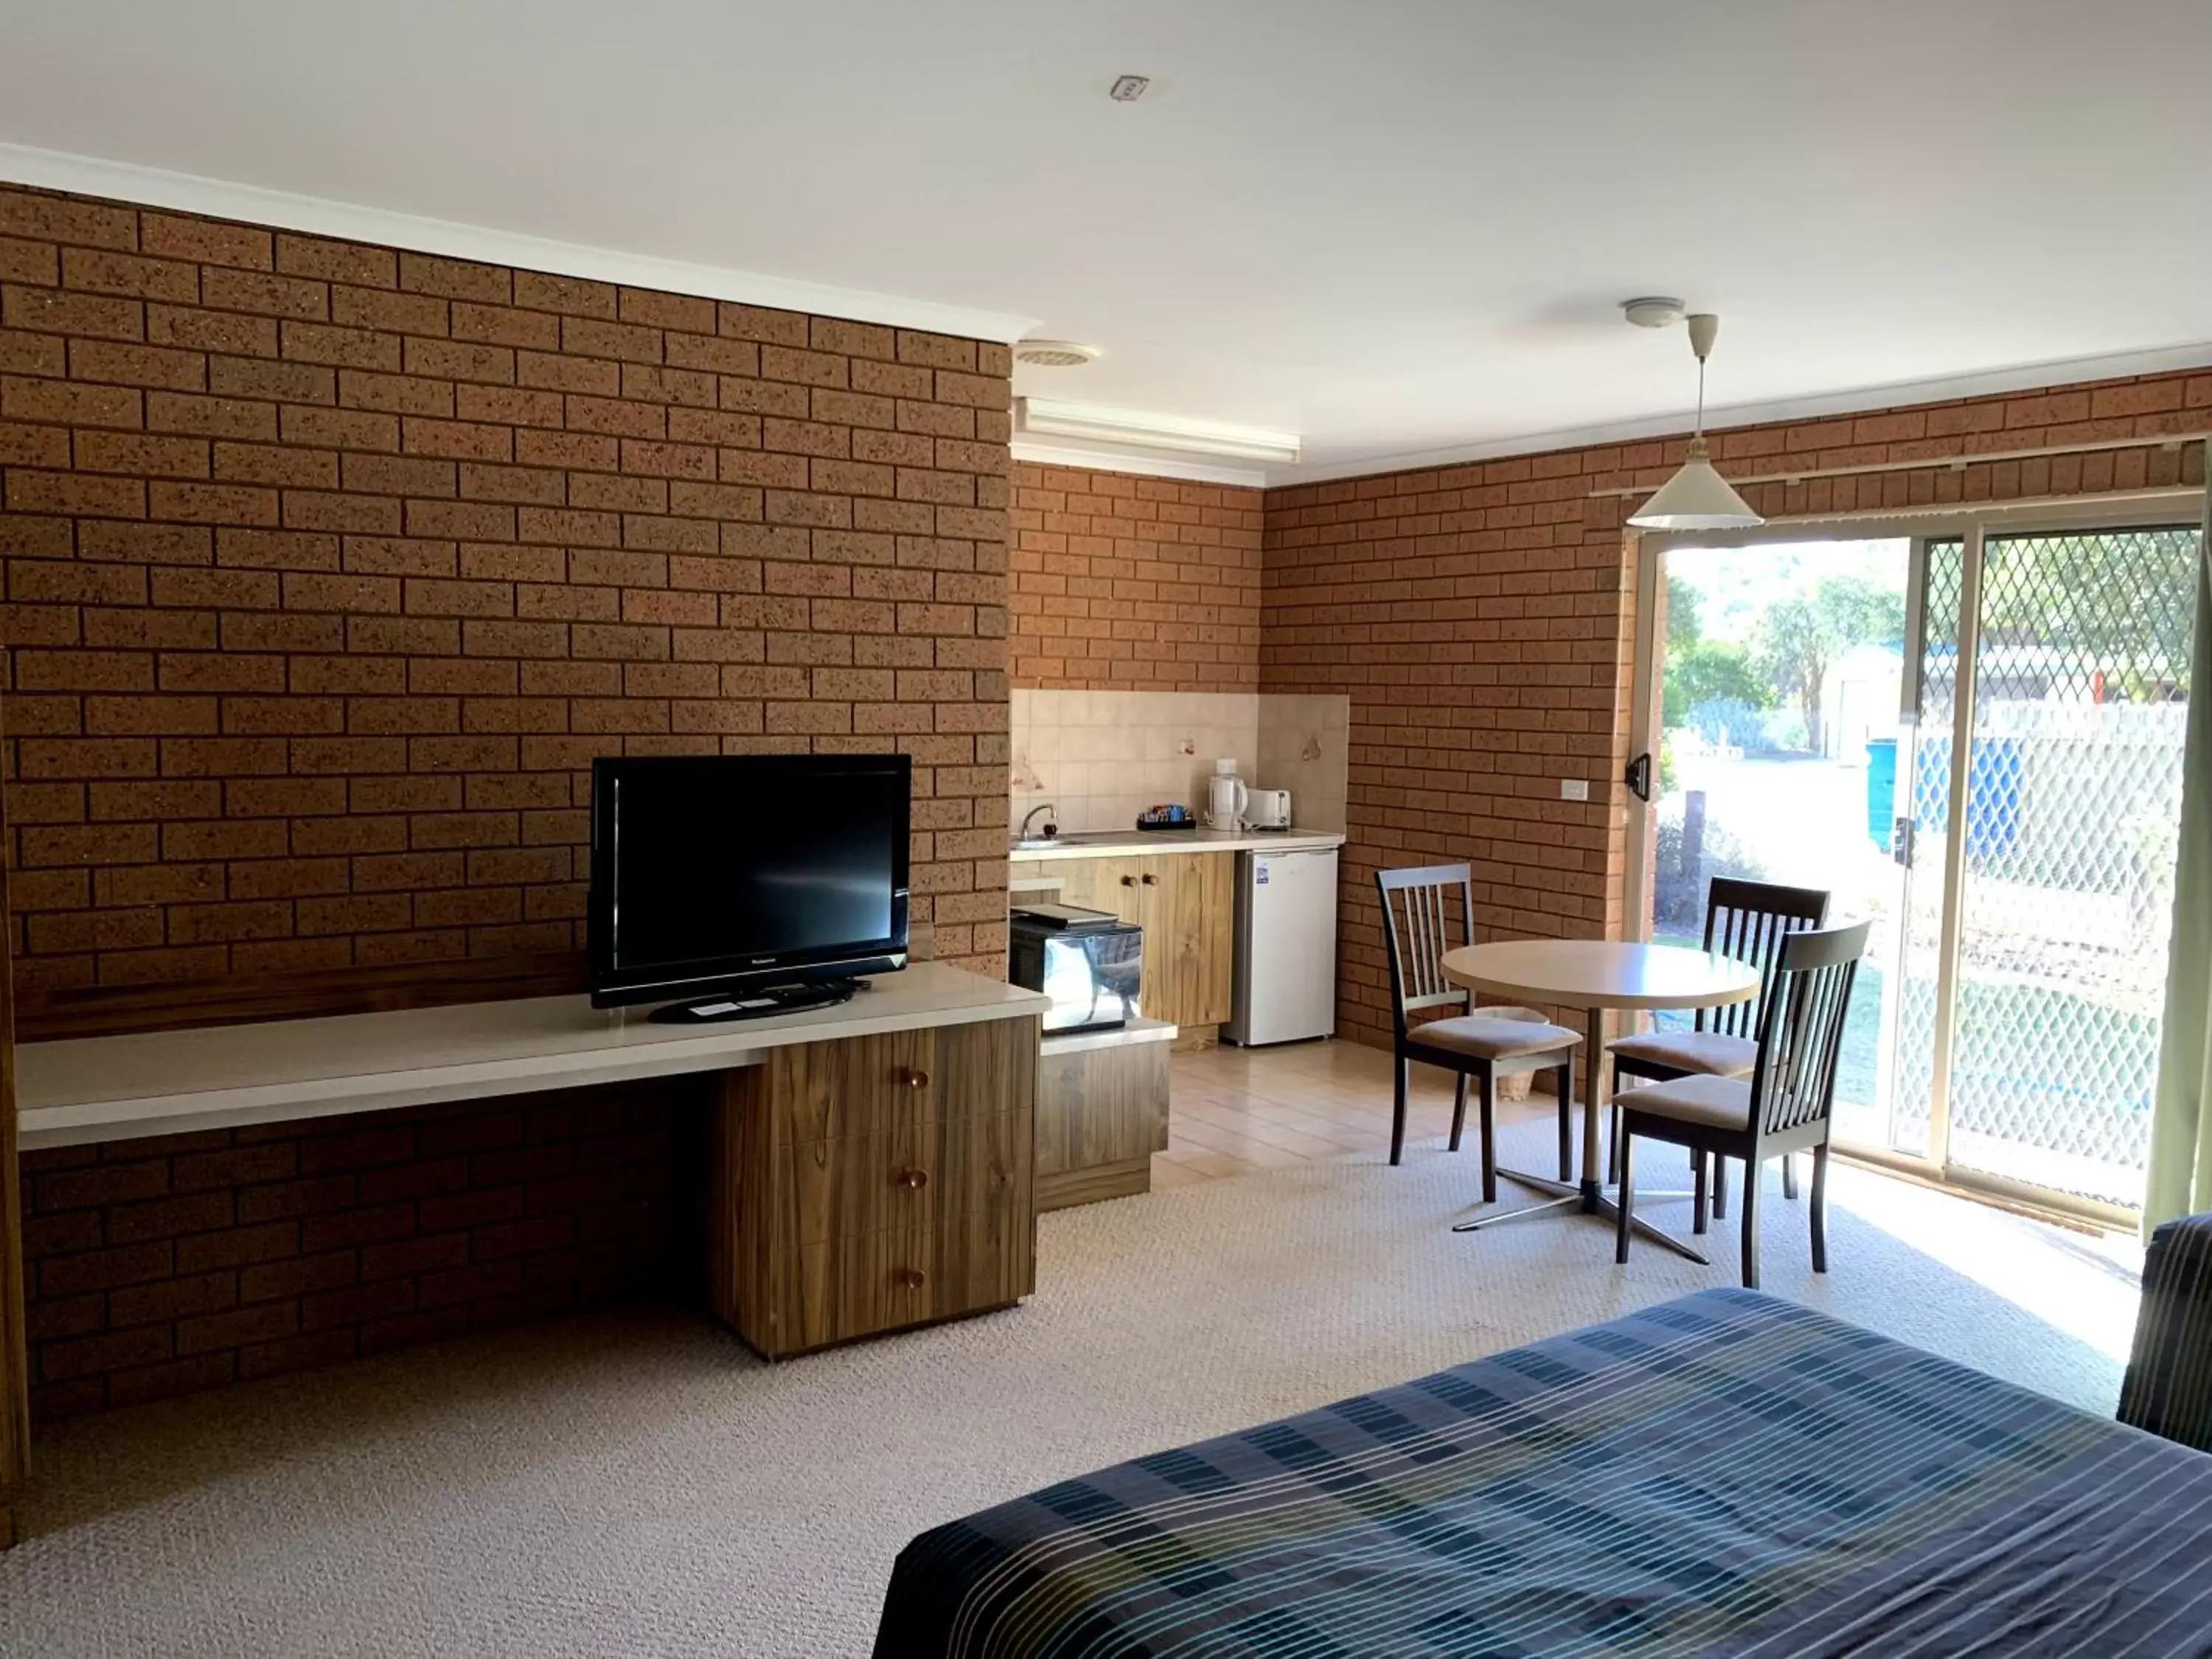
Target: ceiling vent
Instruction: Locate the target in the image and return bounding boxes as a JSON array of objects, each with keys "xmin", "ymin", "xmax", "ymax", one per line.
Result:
[{"xmin": 1014, "ymin": 339, "xmax": 1103, "ymax": 367}]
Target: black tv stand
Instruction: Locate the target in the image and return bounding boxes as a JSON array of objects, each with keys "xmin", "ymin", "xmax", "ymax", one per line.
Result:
[{"xmin": 647, "ymin": 979, "xmax": 862, "ymax": 1024}]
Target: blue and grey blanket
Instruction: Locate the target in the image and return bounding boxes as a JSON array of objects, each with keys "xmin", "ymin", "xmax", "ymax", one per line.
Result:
[{"xmin": 876, "ymin": 1288, "xmax": 2212, "ymax": 1658}]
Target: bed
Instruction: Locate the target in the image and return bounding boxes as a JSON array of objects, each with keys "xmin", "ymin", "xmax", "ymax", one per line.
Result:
[{"xmin": 875, "ymin": 1288, "xmax": 2212, "ymax": 1658}]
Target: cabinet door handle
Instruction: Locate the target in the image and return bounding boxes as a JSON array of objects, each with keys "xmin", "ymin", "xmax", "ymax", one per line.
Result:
[
  {"xmin": 1141, "ymin": 873, "xmax": 1158, "ymax": 886},
  {"xmin": 894, "ymin": 1166, "xmax": 930, "ymax": 1190},
  {"xmin": 1119, "ymin": 874, "xmax": 1136, "ymax": 887},
  {"xmin": 900, "ymin": 1067, "xmax": 930, "ymax": 1090},
  {"xmin": 894, "ymin": 1267, "xmax": 927, "ymax": 1290}
]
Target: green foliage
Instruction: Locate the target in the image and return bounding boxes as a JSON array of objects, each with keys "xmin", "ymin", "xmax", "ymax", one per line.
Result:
[
  {"xmin": 1753, "ymin": 575, "xmax": 1907, "ymax": 751},
  {"xmin": 1978, "ymin": 529, "xmax": 2200, "ymax": 695},
  {"xmin": 1665, "ymin": 574, "xmax": 1703, "ymax": 653},
  {"xmin": 1663, "ymin": 640, "xmax": 1773, "ymax": 728}
]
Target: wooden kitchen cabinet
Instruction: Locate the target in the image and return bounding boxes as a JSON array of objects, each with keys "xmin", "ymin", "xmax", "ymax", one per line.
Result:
[
  {"xmin": 1052, "ymin": 852, "xmax": 1235, "ymax": 1037},
  {"xmin": 711, "ymin": 1015, "xmax": 1038, "ymax": 1359}
]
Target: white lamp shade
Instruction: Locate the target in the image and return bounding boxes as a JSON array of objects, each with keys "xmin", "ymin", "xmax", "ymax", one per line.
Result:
[{"xmin": 1627, "ymin": 437, "xmax": 1764, "ymax": 530}]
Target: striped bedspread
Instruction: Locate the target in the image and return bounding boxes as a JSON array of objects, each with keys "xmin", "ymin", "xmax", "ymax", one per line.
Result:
[{"xmin": 875, "ymin": 1289, "xmax": 2212, "ymax": 1658}]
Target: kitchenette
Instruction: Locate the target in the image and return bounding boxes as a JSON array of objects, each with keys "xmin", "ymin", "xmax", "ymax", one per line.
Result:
[{"xmin": 1005, "ymin": 689, "xmax": 1350, "ymax": 1210}]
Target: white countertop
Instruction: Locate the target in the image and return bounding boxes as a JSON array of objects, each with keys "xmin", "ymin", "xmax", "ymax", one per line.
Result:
[
  {"xmin": 1038, "ymin": 1016, "xmax": 1180, "ymax": 1057},
  {"xmin": 18, "ymin": 962, "xmax": 1050, "ymax": 1150},
  {"xmin": 1014, "ymin": 829, "xmax": 1345, "ymax": 861}
]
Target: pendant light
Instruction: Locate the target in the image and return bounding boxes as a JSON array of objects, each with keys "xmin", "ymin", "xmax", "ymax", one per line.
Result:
[{"xmin": 1627, "ymin": 312, "xmax": 1763, "ymax": 530}]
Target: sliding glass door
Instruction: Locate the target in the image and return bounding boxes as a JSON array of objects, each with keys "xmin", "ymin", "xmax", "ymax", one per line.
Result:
[
  {"xmin": 1636, "ymin": 538, "xmax": 1913, "ymax": 1153},
  {"xmin": 1631, "ymin": 510, "xmax": 2202, "ymax": 1218}
]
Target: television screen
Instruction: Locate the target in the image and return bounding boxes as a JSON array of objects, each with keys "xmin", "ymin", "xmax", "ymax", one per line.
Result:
[{"xmin": 588, "ymin": 754, "xmax": 910, "ymax": 1008}]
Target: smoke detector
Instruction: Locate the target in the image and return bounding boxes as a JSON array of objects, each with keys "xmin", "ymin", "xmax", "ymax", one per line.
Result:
[
  {"xmin": 1621, "ymin": 296, "xmax": 1688, "ymax": 330},
  {"xmin": 1013, "ymin": 339, "xmax": 1102, "ymax": 368}
]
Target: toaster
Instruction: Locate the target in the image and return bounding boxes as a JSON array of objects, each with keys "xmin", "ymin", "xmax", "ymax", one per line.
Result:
[{"xmin": 1245, "ymin": 788, "xmax": 1293, "ymax": 830}]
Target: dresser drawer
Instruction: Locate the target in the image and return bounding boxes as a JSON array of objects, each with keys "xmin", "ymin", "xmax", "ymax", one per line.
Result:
[
  {"xmin": 779, "ymin": 1225, "xmax": 937, "ymax": 1350},
  {"xmin": 771, "ymin": 1028, "xmax": 937, "ymax": 1143},
  {"xmin": 777, "ymin": 1125, "xmax": 937, "ymax": 1246}
]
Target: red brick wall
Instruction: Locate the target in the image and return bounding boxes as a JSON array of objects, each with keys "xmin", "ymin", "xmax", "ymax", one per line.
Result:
[
  {"xmin": 1008, "ymin": 462, "xmax": 1262, "ymax": 690},
  {"xmin": 0, "ymin": 184, "xmax": 1015, "ymax": 1036},
  {"xmin": 18, "ymin": 1079, "xmax": 695, "ymax": 1417},
  {"xmin": 1265, "ymin": 367, "xmax": 2211, "ymax": 1050}
]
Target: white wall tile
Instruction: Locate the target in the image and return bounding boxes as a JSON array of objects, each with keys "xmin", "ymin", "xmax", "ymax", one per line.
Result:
[{"xmin": 1009, "ymin": 687, "xmax": 1268, "ymax": 840}]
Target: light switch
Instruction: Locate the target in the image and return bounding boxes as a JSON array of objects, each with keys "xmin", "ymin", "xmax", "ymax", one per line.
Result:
[{"xmin": 1559, "ymin": 778, "xmax": 1590, "ymax": 802}]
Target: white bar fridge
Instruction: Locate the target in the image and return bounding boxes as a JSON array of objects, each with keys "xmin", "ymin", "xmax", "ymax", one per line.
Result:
[{"xmin": 1225, "ymin": 846, "xmax": 1338, "ymax": 1046}]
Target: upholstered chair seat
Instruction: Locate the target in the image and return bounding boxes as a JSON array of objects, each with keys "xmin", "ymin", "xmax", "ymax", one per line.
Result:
[
  {"xmin": 1606, "ymin": 1029, "xmax": 1758, "ymax": 1079},
  {"xmin": 1417, "ymin": 1014, "xmax": 1584, "ymax": 1062},
  {"xmin": 1613, "ymin": 1073, "xmax": 1753, "ymax": 1132}
]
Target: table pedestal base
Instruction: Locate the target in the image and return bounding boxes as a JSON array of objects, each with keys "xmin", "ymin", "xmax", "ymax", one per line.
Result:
[{"xmin": 1452, "ymin": 1166, "xmax": 1711, "ymax": 1265}]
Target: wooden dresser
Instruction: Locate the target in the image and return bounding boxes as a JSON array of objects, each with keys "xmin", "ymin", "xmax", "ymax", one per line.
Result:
[
  {"xmin": 710, "ymin": 1015, "xmax": 1039, "ymax": 1358},
  {"xmin": 7, "ymin": 964, "xmax": 1048, "ymax": 1525}
]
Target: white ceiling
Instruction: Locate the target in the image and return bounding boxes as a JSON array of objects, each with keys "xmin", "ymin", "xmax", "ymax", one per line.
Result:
[{"xmin": 4, "ymin": 0, "xmax": 2210, "ymax": 484}]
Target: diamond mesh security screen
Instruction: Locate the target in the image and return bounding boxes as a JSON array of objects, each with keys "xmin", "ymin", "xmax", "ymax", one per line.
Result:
[
  {"xmin": 1937, "ymin": 528, "xmax": 2197, "ymax": 1205},
  {"xmin": 1886, "ymin": 540, "xmax": 1964, "ymax": 1159}
]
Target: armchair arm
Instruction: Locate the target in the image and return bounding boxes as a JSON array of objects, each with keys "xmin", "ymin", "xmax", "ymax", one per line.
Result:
[{"xmin": 2119, "ymin": 1211, "xmax": 2212, "ymax": 1452}]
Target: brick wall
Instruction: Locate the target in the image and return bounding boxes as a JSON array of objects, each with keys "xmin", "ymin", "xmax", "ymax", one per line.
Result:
[
  {"xmin": 0, "ymin": 184, "xmax": 1016, "ymax": 1035},
  {"xmin": 18, "ymin": 1079, "xmax": 698, "ymax": 1417},
  {"xmin": 1265, "ymin": 367, "xmax": 2211, "ymax": 1049},
  {"xmin": 1008, "ymin": 461, "xmax": 1262, "ymax": 690}
]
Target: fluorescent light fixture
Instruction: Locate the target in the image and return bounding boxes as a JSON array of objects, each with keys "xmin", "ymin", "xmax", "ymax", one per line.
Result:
[{"xmin": 1016, "ymin": 397, "xmax": 1301, "ymax": 465}]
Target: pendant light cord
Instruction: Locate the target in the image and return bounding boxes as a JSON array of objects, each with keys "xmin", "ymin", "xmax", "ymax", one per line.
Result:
[{"xmin": 1694, "ymin": 355, "xmax": 1706, "ymax": 439}]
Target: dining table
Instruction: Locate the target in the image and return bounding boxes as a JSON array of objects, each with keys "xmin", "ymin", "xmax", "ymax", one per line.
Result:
[{"xmin": 1439, "ymin": 937, "xmax": 1761, "ymax": 1263}]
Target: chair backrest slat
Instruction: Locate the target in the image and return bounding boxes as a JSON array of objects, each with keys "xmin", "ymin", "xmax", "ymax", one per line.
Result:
[
  {"xmin": 1375, "ymin": 863, "xmax": 1476, "ymax": 1032},
  {"xmin": 1700, "ymin": 877, "xmax": 1831, "ymax": 1039},
  {"xmin": 1748, "ymin": 919, "xmax": 1872, "ymax": 1137}
]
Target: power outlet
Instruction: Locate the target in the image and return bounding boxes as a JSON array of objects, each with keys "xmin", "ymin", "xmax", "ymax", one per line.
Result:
[{"xmin": 1559, "ymin": 778, "xmax": 1590, "ymax": 802}]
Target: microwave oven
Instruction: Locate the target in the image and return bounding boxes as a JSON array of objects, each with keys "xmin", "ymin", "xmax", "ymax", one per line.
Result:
[{"xmin": 1009, "ymin": 905, "xmax": 1144, "ymax": 1035}]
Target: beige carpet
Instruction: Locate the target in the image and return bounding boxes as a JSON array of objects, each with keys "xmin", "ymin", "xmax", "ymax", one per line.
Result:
[{"xmin": 1, "ymin": 1123, "xmax": 2145, "ymax": 1658}]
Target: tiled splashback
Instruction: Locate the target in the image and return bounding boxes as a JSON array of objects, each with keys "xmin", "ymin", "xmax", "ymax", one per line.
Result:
[
  {"xmin": 1011, "ymin": 689, "xmax": 1348, "ymax": 835},
  {"xmin": 1257, "ymin": 694, "xmax": 1351, "ymax": 833}
]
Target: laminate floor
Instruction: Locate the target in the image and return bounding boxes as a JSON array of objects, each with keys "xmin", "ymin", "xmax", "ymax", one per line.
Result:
[{"xmin": 1155, "ymin": 1038, "xmax": 1559, "ymax": 1187}]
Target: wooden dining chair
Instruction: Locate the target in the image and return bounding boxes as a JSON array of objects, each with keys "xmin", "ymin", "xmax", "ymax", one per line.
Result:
[
  {"xmin": 1607, "ymin": 877, "xmax": 1830, "ymax": 1217},
  {"xmin": 1613, "ymin": 918, "xmax": 1870, "ymax": 1290},
  {"xmin": 1375, "ymin": 864, "xmax": 1579, "ymax": 1199}
]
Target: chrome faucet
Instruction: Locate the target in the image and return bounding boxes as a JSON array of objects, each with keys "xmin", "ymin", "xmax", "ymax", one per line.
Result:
[{"xmin": 1018, "ymin": 802, "xmax": 1059, "ymax": 841}]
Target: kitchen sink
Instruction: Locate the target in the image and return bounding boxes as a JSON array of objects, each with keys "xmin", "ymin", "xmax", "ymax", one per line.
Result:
[{"xmin": 1009, "ymin": 830, "xmax": 1159, "ymax": 851}]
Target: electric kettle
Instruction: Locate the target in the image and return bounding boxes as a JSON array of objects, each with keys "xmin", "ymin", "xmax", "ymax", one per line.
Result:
[{"xmin": 1205, "ymin": 759, "xmax": 1248, "ymax": 830}]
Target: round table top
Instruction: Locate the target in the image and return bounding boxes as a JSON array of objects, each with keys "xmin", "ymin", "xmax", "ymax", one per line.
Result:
[{"xmin": 1440, "ymin": 939, "xmax": 1761, "ymax": 1012}]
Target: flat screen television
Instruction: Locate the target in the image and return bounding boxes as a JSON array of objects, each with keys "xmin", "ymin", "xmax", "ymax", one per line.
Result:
[{"xmin": 588, "ymin": 753, "xmax": 910, "ymax": 1015}]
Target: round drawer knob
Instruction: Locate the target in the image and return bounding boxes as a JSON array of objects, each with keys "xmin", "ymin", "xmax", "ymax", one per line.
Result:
[
  {"xmin": 894, "ymin": 1267, "xmax": 927, "ymax": 1290},
  {"xmin": 1141, "ymin": 873, "xmax": 1158, "ymax": 886},
  {"xmin": 896, "ymin": 1166, "xmax": 929, "ymax": 1190},
  {"xmin": 1119, "ymin": 874, "xmax": 1136, "ymax": 887},
  {"xmin": 902, "ymin": 1068, "xmax": 930, "ymax": 1090}
]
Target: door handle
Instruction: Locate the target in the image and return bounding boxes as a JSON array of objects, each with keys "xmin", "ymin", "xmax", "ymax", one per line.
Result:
[
  {"xmin": 1119, "ymin": 874, "xmax": 1136, "ymax": 888},
  {"xmin": 894, "ymin": 1166, "xmax": 929, "ymax": 1190},
  {"xmin": 1624, "ymin": 753, "xmax": 1652, "ymax": 804},
  {"xmin": 1141, "ymin": 873, "xmax": 1158, "ymax": 886}
]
